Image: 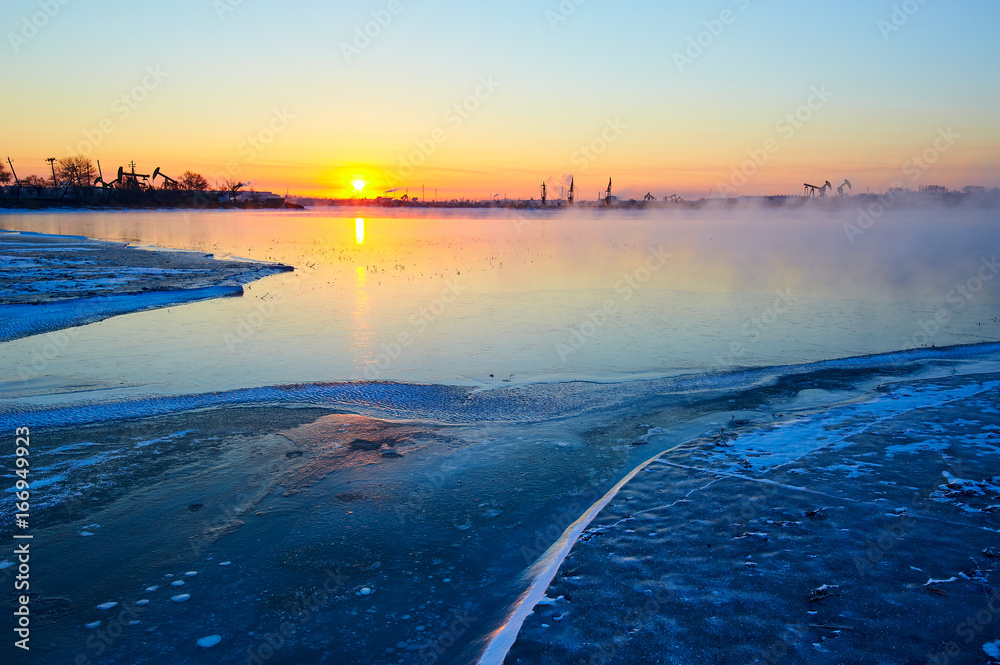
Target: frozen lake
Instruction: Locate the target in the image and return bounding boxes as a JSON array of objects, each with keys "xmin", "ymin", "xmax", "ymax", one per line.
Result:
[
  {"xmin": 0, "ymin": 205, "xmax": 998, "ymax": 665},
  {"xmin": 2, "ymin": 206, "xmax": 997, "ymax": 401}
]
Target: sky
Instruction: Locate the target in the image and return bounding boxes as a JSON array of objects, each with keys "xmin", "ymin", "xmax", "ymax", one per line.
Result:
[{"xmin": 2, "ymin": 0, "xmax": 999, "ymax": 199}]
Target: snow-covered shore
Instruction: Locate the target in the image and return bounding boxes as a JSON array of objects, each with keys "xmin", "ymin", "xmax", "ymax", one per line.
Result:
[{"xmin": 0, "ymin": 229, "xmax": 292, "ymax": 342}]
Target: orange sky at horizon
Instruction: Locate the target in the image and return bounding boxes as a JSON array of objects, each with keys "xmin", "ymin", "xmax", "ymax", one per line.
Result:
[
  {"xmin": 6, "ymin": 122, "xmax": 997, "ymax": 201},
  {"xmin": 3, "ymin": 2, "xmax": 998, "ymax": 200}
]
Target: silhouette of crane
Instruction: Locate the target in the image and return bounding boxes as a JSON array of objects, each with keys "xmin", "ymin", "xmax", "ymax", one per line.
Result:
[
  {"xmin": 643, "ymin": 192, "xmax": 656, "ymax": 202},
  {"xmin": 804, "ymin": 180, "xmax": 832, "ymax": 197},
  {"xmin": 837, "ymin": 179, "xmax": 852, "ymax": 196},
  {"xmin": 568, "ymin": 177, "xmax": 574, "ymax": 205},
  {"xmin": 605, "ymin": 178, "xmax": 612, "ymax": 206}
]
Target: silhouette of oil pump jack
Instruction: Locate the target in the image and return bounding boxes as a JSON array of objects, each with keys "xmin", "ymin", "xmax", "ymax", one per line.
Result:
[
  {"xmin": 804, "ymin": 180, "xmax": 832, "ymax": 197},
  {"xmin": 152, "ymin": 167, "xmax": 178, "ymax": 188}
]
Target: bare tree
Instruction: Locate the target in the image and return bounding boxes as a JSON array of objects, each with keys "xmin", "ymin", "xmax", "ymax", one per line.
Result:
[
  {"xmin": 179, "ymin": 171, "xmax": 209, "ymax": 192},
  {"xmin": 223, "ymin": 177, "xmax": 245, "ymax": 202},
  {"xmin": 21, "ymin": 174, "xmax": 47, "ymax": 194},
  {"xmin": 56, "ymin": 155, "xmax": 95, "ymax": 193},
  {"xmin": 0, "ymin": 161, "xmax": 11, "ymax": 185}
]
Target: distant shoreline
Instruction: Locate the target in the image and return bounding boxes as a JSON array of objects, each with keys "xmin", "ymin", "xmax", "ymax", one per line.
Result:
[
  {"xmin": 0, "ymin": 196, "xmax": 304, "ymax": 211},
  {"xmin": 3, "ymin": 189, "xmax": 999, "ymax": 212}
]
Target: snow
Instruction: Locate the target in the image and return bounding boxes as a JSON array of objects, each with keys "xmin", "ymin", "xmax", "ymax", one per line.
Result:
[{"xmin": 196, "ymin": 634, "xmax": 222, "ymax": 648}]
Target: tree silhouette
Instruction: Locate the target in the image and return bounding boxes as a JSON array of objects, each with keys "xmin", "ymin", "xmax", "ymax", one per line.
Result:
[
  {"xmin": 56, "ymin": 156, "xmax": 95, "ymax": 194},
  {"xmin": 21, "ymin": 174, "xmax": 47, "ymax": 194},
  {"xmin": 0, "ymin": 161, "xmax": 11, "ymax": 185},
  {"xmin": 179, "ymin": 171, "xmax": 209, "ymax": 192},
  {"xmin": 223, "ymin": 177, "xmax": 245, "ymax": 202}
]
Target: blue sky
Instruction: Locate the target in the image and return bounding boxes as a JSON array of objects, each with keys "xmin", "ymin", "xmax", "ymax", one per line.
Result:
[{"xmin": 3, "ymin": 0, "xmax": 998, "ymax": 196}]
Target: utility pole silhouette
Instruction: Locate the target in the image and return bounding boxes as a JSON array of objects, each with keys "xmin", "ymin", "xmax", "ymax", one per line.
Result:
[{"xmin": 46, "ymin": 157, "xmax": 57, "ymax": 188}]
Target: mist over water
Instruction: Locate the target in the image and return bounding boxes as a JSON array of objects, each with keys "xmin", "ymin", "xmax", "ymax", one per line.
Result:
[{"xmin": 1, "ymin": 205, "xmax": 997, "ymax": 400}]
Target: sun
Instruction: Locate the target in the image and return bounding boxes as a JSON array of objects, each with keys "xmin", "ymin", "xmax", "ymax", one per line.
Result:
[{"xmin": 351, "ymin": 179, "xmax": 367, "ymax": 193}]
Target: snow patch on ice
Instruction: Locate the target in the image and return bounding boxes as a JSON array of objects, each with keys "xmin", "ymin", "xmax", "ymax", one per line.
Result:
[
  {"xmin": 197, "ymin": 634, "xmax": 222, "ymax": 648},
  {"xmin": 724, "ymin": 380, "xmax": 1000, "ymax": 472}
]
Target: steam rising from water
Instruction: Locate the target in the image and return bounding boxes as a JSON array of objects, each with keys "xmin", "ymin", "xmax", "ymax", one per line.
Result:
[
  {"xmin": 0, "ymin": 205, "xmax": 996, "ymax": 395},
  {"xmin": 534, "ymin": 204, "xmax": 1000, "ymax": 304}
]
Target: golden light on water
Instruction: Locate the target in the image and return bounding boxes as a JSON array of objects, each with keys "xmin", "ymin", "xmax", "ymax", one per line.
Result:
[{"xmin": 355, "ymin": 218, "xmax": 365, "ymax": 244}]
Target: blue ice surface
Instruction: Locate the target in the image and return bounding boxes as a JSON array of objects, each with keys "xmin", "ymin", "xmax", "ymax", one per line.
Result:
[
  {"xmin": 0, "ymin": 286, "xmax": 244, "ymax": 343},
  {"xmin": 1, "ymin": 229, "xmax": 92, "ymax": 241},
  {"xmin": 3, "ymin": 341, "xmax": 1000, "ymax": 432}
]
